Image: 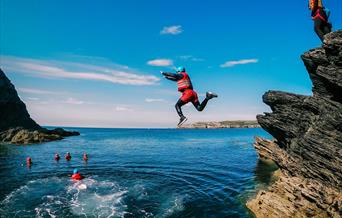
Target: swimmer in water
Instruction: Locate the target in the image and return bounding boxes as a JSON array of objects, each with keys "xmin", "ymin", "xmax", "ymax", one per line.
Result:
[
  {"xmin": 83, "ymin": 153, "xmax": 88, "ymax": 161},
  {"xmin": 65, "ymin": 152, "xmax": 71, "ymax": 161},
  {"xmin": 54, "ymin": 153, "xmax": 60, "ymax": 161},
  {"xmin": 71, "ymin": 168, "xmax": 84, "ymax": 180},
  {"xmin": 26, "ymin": 156, "xmax": 32, "ymax": 165}
]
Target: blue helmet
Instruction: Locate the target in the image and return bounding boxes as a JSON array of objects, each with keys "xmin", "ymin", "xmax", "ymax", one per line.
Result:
[
  {"xmin": 73, "ymin": 168, "xmax": 78, "ymax": 174},
  {"xmin": 176, "ymin": 66, "xmax": 186, "ymax": 72}
]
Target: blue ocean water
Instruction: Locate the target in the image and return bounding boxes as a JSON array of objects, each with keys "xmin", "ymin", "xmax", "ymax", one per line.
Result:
[{"xmin": 0, "ymin": 128, "xmax": 274, "ymax": 218}]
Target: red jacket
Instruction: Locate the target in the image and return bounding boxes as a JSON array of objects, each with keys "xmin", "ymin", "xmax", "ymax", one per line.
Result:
[
  {"xmin": 177, "ymin": 72, "xmax": 193, "ymax": 91},
  {"xmin": 71, "ymin": 173, "xmax": 83, "ymax": 180}
]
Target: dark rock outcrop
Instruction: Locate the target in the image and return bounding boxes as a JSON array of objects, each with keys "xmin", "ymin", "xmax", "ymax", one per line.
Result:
[
  {"xmin": 0, "ymin": 69, "xmax": 80, "ymax": 144},
  {"xmin": 0, "ymin": 69, "xmax": 41, "ymax": 132},
  {"xmin": 247, "ymin": 31, "xmax": 342, "ymax": 217}
]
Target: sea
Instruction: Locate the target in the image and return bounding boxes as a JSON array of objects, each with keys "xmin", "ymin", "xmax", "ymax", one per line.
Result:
[{"xmin": 0, "ymin": 128, "xmax": 277, "ymax": 218}]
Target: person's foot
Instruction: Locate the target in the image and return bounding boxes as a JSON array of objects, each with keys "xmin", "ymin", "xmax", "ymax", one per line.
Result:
[
  {"xmin": 177, "ymin": 116, "xmax": 188, "ymax": 126},
  {"xmin": 206, "ymin": 92, "xmax": 218, "ymax": 99}
]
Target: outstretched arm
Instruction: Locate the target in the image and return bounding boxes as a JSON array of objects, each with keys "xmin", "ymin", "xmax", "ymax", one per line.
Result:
[{"xmin": 161, "ymin": 72, "xmax": 184, "ymax": 81}]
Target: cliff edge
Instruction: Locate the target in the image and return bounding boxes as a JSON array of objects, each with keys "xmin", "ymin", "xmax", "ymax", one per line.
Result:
[
  {"xmin": 247, "ymin": 31, "xmax": 342, "ymax": 217},
  {"xmin": 0, "ymin": 69, "xmax": 80, "ymax": 144}
]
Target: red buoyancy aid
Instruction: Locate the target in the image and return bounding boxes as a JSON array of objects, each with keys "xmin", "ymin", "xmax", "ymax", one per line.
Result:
[
  {"xmin": 177, "ymin": 72, "xmax": 193, "ymax": 91},
  {"xmin": 309, "ymin": 0, "xmax": 322, "ymax": 10},
  {"xmin": 71, "ymin": 173, "xmax": 83, "ymax": 180},
  {"xmin": 65, "ymin": 155, "xmax": 71, "ymax": 161},
  {"xmin": 309, "ymin": 0, "xmax": 327, "ymax": 22},
  {"xmin": 312, "ymin": 8, "xmax": 327, "ymax": 22}
]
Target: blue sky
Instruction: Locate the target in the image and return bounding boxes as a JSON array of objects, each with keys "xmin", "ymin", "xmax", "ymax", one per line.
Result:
[{"xmin": 1, "ymin": 0, "xmax": 341, "ymax": 127}]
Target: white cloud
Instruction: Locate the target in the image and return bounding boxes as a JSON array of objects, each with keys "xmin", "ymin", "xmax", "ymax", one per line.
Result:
[
  {"xmin": 115, "ymin": 106, "xmax": 134, "ymax": 112},
  {"xmin": 145, "ymin": 98, "xmax": 167, "ymax": 103},
  {"xmin": 179, "ymin": 55, "xmax": 204, "ymax": 62},
  {"xmin": 220, "ymin": 59, "xmax": 258, "ymax": 68},
  {"xmin": 27, "ymin": 97, "xmax": 40, "ymax": 101},
  {"xmin": 1, "ymin": 56, "xmax": 160, "ymax": 85},
  {"xmin": 147, "ymin": 59, "xmax": 173, "ymax": 67},
  {"xmin": 160, "ymin": 25, "xmax": 183, "ymax": 35},
  {"xmin": 18, "ymin": 88, "xmax": 62, "ymax": 95},
  {"xmin": 65, "ymin": 97, "xmax": 84, "ymax": 105}
]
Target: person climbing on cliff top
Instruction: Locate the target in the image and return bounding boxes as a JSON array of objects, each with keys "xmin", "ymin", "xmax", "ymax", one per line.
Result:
[
  {"xmin": 309, "ymin": 0, "xmax": 332, "ymax": 42},
  {"xmin": 161, "ymin": 66, "xmax": 218, "ymax": 126}
]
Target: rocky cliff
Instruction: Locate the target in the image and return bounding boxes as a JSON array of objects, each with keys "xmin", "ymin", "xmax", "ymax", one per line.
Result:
[
  {"xmin": 0, "ymin": 69, "xmax": 79, "ymax": 144},
  {"xmin": 247, "ymin": 31, "xmax": 342, "ymax": 217}
]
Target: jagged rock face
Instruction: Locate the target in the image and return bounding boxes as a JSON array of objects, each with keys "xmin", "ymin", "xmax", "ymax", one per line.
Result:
[
  {"xmin": 257, "ymin": 31, "xmax": 342, "ymax": 189},
  {"xmin": 257, "ymin": 91, "xmax": 342, "ymax": 188},
  {"xmin": 301, "ymin": 31, "xmax": 342, "ymax": 102},
  {"xmin": 250, "ymin": 30, "xmax": 342, "ymax": 217},
  {"xmin": 0, "ymin": 69, "xmax": 41, "ymax": 131}
]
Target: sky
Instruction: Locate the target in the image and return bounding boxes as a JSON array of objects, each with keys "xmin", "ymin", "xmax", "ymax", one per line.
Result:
[{"xmin": 1, "ymin": 0, "xmax": 341, "ymax": 128}]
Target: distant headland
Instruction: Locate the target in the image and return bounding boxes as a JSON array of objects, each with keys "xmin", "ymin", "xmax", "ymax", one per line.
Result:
[{"xmin": 179, "ymin": 120, "xmax": 260, "ymax": 129}]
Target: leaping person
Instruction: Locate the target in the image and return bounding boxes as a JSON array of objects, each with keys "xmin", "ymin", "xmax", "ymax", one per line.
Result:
[{"xmin": 161, "ymin": 66, "xmax": 218, "ymax": 126}]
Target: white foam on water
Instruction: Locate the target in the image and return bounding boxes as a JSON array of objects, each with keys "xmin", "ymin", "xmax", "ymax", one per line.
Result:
[
  {"xmin": 78, "ymin": 184, "xmax": 87, "ymax": 190},
  {"xmin": 35, "ymin": 194, "xmax": 68, "ymax": 218},
  {"xmin": 2, "ymin": 176, "xmax": 185, "ymax": 218},
  {"xmin": 67, "ymin": 177, "xmax": 128, "ymax": 217},
  {"xmin": 1, "ymin": 177, "xmax": 130, "ymax": 218},
  {"xmin": 155, "ymin": 195, "xmax": 185, "ymax": 218},
  {"xmin": 139, "ymin": 209, "xmax": 154, "ymax": 218},
  {"xmin": 130, "ymin": 183, "xmax": 149, "ymax": 200},
  {"xmin": 0, "ymin": 177, "xmax": 66, "ymax": 217}
]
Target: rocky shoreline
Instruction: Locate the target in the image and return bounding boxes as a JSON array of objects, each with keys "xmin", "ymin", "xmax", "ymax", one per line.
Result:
[
  {"xmin": 179, "ymin": 120, "xmax": 260, "ymax": 129},
  {"xmin": 247, "ymin": 31, "xmax": 342, "ymax": 217},
  {"xmin": 0, "ymin": 69, "xmax": 80, "ymax": 144},
  {"xmin": 0, "ymin": 127, "xmax": 80, "ymax": 144}
]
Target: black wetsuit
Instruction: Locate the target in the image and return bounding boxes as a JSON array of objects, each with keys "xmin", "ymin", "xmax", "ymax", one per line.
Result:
[
  {"xmin": 310, "ymin": 0, "xmax": 332, "ymax": 42},
  {"xmin": 162, "ymin": 72, "xmax": 210, "ymax": 118}
]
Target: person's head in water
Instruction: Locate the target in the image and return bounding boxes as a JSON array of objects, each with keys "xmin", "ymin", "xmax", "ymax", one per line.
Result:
[
  {"xmin": 71, "ymin": 168, "xmax": 83, "ymax": 180},
  {"xmin": 83, "ymin": 153, "xmax": 88, "ymax": 161},
  {"xmin": 176, "ymin": 66, "xmax": 186, "ymax": 73},
  {"xmin": 73, "ymin": 168, "xmax": 78, "ymax": 174},
  {"xmin": 26, "ymin": 157, "xmax": 32, "ymax": 163},
  {"xmin": 54, "ymin": 153, "xmax": 60, "ymax": 160},
  {"xmin": 65, "ymin": 152, "xmax": 71, "ymax": 161}
]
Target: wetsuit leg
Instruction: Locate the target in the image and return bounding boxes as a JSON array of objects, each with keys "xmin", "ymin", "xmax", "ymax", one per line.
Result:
[
  {"xmin": 175, "ymin": 99, "xmax": 186, "ymax": 118},
  {"xmin": 323, "ymin": 22, "xmax": 331, "ymax": 35},
  {"xmin": 314, "ymin": 18, "xmax": 325, "ymax": 42},
  {"xmin": 192, "ymin": 98, "xmax": 209, "ymax": 112}
]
